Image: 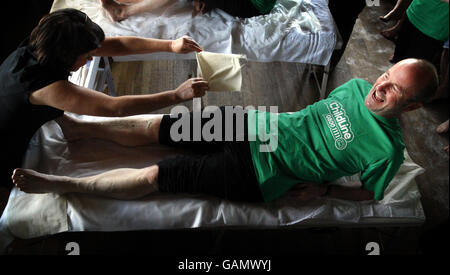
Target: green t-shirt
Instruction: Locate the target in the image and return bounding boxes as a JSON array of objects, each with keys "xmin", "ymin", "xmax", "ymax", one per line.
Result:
[
  {"xmin": 250, "ymin": 0, "xmax": 277, "ymax": 14},
  {"xmin": 407, "ymin": 0, "xmax": 449, "ymax": 41},
  {"xmin": 247, "ymin": 79, "xmax": 405, "ymax": 202}
]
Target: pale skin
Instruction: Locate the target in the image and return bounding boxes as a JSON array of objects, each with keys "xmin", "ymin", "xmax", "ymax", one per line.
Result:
[
  {"xmin": 100, "ymin": 0, "xmax": 173, "ymax": 21},
  {"xmin": 12, "ymin": 59, "xmax": 433, "ymax": 202}
]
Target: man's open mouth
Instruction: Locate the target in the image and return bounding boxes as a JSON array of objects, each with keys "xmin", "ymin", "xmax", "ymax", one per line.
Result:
[{"xmin": 373, "ymin": 90, "xmax": 385, "ymax": 103}]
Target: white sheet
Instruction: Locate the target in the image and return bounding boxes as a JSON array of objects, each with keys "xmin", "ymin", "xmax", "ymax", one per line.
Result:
[
  {"xmin": 50, "ymin": 0, "xmax": 337, "ymax": 65},
  {"xmin": 0, "ymin": 113, "xmax": 425, "ymax": 253}
]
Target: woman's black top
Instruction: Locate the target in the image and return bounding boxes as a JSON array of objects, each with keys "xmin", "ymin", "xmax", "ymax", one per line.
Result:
[{"xmin": 0, "ymin": 41, "xmax": 69, "ymax": 189}]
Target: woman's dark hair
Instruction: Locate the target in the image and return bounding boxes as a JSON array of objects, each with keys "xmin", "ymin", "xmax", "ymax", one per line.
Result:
[{"xmin": 29, "ymin": 8, "xmax": 105, "ymax": 72}]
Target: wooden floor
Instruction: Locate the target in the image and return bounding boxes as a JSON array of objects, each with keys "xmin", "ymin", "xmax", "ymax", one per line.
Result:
[{"xmin": 110, "ymin": 3, "xmax": 449, "ymax": 230}]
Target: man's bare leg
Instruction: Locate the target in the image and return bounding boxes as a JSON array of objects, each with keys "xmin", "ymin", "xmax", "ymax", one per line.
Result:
[
  {"xmin": 56, "ymin": 115, "xmax": 163, "ymax": 147},
  {"xmin": 100, "ymin": 0, "xmax": 174, "ymax": 21},
  {"xmin": 12, "ymin": 166, "xmax": 159, "ymax": 200}
]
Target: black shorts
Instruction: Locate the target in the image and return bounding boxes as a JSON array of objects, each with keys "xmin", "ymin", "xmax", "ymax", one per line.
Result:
[{"xmin": 157, "ymin": 107, "xmax": 264, "ymax": 203}]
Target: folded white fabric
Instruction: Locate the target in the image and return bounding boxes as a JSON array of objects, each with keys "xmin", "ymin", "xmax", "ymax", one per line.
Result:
[
  {"xmin": 196, "ymin": 51, "xmax": 245, "ymax": 92},
  {"xmin": 5, "ymin": 191, "xmax": 67, "ymax": 239}
]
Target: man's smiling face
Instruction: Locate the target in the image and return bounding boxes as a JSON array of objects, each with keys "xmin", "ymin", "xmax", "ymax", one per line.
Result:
[{"xmin": 365, "ymin": 60, "xmax": 424, "ymax": 118}]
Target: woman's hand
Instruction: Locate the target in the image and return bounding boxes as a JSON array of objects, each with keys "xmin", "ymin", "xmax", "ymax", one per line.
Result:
[
  {"xmin": 288, "ymin": 183, "xmax": 328, "ymax": 202},
  {"xmin": 170, "ymin": 36, "xmax": 203, "ymax": 54},
  {"xmin": 174, "ymin": 78, "xmax": 209, "ymax": 101}
]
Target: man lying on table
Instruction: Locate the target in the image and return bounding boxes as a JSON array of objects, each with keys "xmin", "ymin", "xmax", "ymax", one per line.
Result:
[{"xmin": 12, "ymin": 58, "xmax": 438, "ymax": 203}]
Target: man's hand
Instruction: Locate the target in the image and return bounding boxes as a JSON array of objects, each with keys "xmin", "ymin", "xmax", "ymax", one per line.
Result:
[
  {"xmin": 175, "ymin": 78, "xmax": 209, "ymax": 101},
  {"xmin": 288, "ymin": 183, "xmax": 328, "ymax": 202},
  {"xmin": 170, "ymin": 36, "xmax": 203, "ymax": 54}
]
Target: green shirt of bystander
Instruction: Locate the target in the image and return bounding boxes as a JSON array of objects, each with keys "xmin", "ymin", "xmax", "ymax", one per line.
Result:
[{"xmin": 407, "ymin": 0, "xmax": 449, "ymax": 41}]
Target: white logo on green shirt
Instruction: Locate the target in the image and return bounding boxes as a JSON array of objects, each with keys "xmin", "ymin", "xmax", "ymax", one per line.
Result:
[{"xmin": 323, "ymin": 101, "xmax": 354, "ymax": 150}]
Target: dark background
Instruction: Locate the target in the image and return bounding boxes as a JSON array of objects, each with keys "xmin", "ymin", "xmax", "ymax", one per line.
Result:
[{"xmin": 1, "ymin": 0, "xmax": 54, "ymax": 64}]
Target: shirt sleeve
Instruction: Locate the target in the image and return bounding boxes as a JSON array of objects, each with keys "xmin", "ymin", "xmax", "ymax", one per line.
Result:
[{"xmin": 360, "ymin": 156, "xmax": 404, "ymax": 200}]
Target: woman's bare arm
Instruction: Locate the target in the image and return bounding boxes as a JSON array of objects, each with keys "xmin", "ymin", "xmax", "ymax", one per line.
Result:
[
  {"xmin": 29, "ymin": 78, "xmax": 208, "ymax": 117},
  {"xmin": 94, "ymin": 36, "xmax": 202, "ymax": 57}
]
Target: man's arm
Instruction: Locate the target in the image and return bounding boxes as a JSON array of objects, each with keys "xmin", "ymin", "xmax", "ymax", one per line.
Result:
[{"xmin": 94, "ymin": 36, "xmax": 203, "ymax": 57}]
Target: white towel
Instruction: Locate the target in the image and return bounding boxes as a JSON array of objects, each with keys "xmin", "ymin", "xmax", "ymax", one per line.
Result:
[{"xmin": 196, "ymin": 51, "xmax": 245, "ymax": 92}]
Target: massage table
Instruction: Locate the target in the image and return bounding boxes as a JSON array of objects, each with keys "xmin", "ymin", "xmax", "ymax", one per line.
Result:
[
  {"xmin": 0, "ymin": 112, "xmax": 426, "ymax": 253},
  {"xmin": 49, "ymin": 0, "xmax": 342, "ymax": 99}
]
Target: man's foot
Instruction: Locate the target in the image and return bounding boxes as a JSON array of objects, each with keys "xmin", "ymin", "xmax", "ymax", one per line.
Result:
[
  {"xmin": 437, "ymin": 119, "xmax": 449, "ymax": 134},
  {"xmin": 100, "ymin": 0, "xmax": 129, "ymax": 21},
  {"xmin": 55, "ymin": 115, "xmax": 85, "ymax": 142},
  {"xmin": 11, "ymin": 168, "xmax": 74, "ymax": 194}
]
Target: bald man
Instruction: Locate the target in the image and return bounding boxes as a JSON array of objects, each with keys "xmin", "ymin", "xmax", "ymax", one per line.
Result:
[{"xmin": 12, "ymin": 59, "xmax": 439, "ymax": 203}]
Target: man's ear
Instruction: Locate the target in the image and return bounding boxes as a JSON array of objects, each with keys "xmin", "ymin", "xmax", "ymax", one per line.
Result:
[{"xmin": 402, "ymin": 102, "xmax": 423, "ymax": 113}]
